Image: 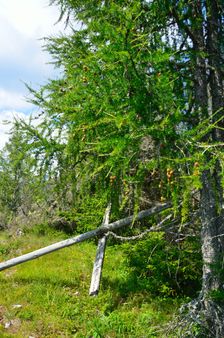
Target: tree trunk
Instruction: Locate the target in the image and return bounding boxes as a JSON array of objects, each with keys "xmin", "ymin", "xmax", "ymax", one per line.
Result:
[
  {"xmin": 172, "ymin": 1, "xmax": 224, "ymax": 335},
  {"xmin": 188, "ymin": 1, "xmax": 224, "ymax": 336},
  {"xmin": 200, "ymin": 3, "xmax": 224, "ymax": 335}
]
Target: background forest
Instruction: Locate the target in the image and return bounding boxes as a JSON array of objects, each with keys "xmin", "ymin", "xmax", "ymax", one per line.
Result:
[{"xmin": 0, "ymin": 0, "xmax": 224, "ymax": 337}]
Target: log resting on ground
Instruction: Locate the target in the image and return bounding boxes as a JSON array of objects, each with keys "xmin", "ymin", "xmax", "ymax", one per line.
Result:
[{"xmin": 0, "ymin": 202, "xmax": 171, "ymax": 271}]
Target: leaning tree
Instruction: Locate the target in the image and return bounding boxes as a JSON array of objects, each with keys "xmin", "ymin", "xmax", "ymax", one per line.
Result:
[{"xmin": 13, "ymin": 0, "xmax": 224, "ymax": 335}]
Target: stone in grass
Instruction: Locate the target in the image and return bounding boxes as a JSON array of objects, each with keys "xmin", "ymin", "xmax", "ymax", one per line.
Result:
[
  {"xmin": 12, "ymin": 304, "xmax": 22, "ymax": 309},
  {"xmin": 4, "ymin": 321, "xmax": 11, "ymax": 329},
  {"xmin": 4, "ymin": 318, "xmax": 21, "ymax": 330}
]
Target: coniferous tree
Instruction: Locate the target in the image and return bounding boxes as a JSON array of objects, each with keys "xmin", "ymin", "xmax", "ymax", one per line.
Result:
[{"xmin": 5, "ymin": 0, "xmax": 223, "ymax": 335}]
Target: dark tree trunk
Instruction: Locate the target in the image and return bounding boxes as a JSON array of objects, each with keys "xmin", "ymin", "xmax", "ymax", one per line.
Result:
[
  {"xmin": 201, "ymin": 4, "xmax": 224, "ymax": 335},
  {"xmin": 171, "ymin": 1, "xmax": 224, "ymax": 335},
  {"xmin": 201, "ymin": 0, "xmax": 224, "ymax": 296},
  {"xmin": 207, "ymin": 0, "xmax": 224, "ymax": 142},
  {"xmin": 191, "ymin": 1, "xmax": 224, "ymax": 336}
]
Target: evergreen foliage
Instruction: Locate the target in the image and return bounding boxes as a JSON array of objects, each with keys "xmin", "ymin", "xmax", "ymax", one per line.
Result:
[
  {"xmin": 0, "ymin": 0, "xmax": 224, "ymax": 335},
  {"xmin": 12, "ymin": 0, "xmax": 201, "ymax": 216}
]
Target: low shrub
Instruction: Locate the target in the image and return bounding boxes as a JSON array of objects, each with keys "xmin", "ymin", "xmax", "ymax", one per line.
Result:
[{"xmin": 123, "ymin": 232, "xmax": 202, "ymax": 297}]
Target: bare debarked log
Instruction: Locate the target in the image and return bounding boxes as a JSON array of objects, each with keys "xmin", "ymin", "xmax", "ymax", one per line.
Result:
[
  {"xmin": 0, "ymin": 202, "xmax": 171, "ymax": 272},
  {"xmin": 89, "ymin": 203, "xmax": 111, "ymax": 296}
]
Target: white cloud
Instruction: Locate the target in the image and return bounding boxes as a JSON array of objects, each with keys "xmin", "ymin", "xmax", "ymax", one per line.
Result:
[
  {"xmin": 0, "ymin": 88, "xmax": 33, "ymax": 111},
  {"xmin": 0, "ymin": 0, "xmax": 64, "ymax": 114},
  {"xmin": 0, "ymin": 0, "xmax": 64, "ymax": 38},
  {"xmin": 0, "ymin": 1, "xmax": 64, "ymax": 78},
  {"xmin": 0, "ymin": 16, "xmax": 47, "ymax": 68},
  {"xmin": 0, "ymin": 0, "xmax": 69, "ymax": 148},
  {"xmin": 0, "ymin": 110, "xmax": 29, "ymax": 149}
]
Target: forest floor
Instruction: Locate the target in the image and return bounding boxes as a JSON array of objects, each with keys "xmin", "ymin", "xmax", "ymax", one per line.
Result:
[{"xmin": 0, "ymin": 227, "xmax": 186, "ymax": 337}]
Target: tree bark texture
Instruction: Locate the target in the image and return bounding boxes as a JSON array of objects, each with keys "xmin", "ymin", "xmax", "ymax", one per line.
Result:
[
  {"xmin": 171, "ymin": 1, "xmax": 224, "ymax": 335},
  {"xmin": 192, "ymin": 1, "xmax": 224, "ymax": 335},
  {"xmin": 200, "ymin": 0, "xmax": 224, "ymax": 297}
]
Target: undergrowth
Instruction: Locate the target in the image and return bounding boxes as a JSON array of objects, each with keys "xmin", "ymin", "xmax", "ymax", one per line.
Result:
[{"xmin": 0, "ymin": 228, "xmax": 187, "ymax": 337}]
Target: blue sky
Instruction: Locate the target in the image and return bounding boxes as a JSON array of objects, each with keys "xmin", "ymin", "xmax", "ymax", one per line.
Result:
[{"xmin": 0, "ymin": 0, "xmax": 65, "ymax": 148}]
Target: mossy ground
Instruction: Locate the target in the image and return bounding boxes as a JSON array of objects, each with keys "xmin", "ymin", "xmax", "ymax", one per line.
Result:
[{"xmin": 0, "ymin": 229, "xmax": 184, "ymax": 337}]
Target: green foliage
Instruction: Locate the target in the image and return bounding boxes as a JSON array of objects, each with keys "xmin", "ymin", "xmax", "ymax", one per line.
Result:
[
  {"xmin": 15, "ymin": 0, "xmax": 195, "ymax": 217},
  {"xmin": 1, "ymin": 0, "xmax": 217, "ymax": 225},
  {"xmin": 209, "ymin": 289, "xmax": 224, "ymax": 304},
  {"xmin": 0, "ymin": 121, "xmax": 60, "ymax": 228},
  {"xmin": 54, "ymin": 195, "xmax": 108, "ymax": 234},
  {"xmin": 123, "ymin": 233, "xmax": 202, "ymax": 297},
  {"xmin": 1, "ymin": 2, "xmax": 224, "ymax": 335}
]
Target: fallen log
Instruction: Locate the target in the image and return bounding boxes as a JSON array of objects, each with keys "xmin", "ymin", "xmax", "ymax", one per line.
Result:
[
  {"xmin": 89, "ymin": 203, "xmax": 111, "ymax": 296},
  {"xmin": 0, "ymin": 202, "xmax": 171, "ymax": 271}
]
